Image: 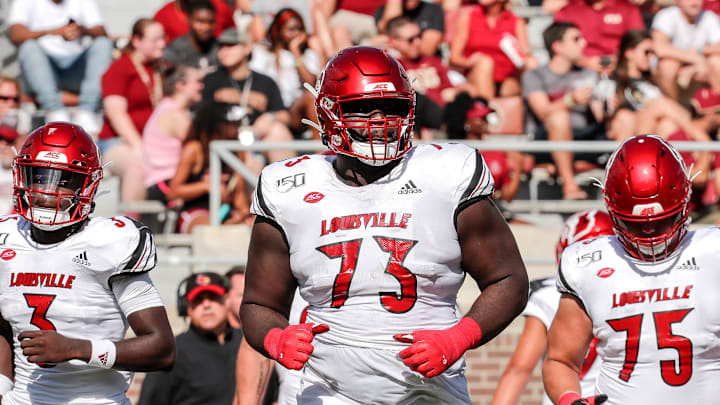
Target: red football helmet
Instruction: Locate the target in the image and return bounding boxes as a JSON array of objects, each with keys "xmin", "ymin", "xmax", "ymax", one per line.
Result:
[
  {"xmin": 314, "ymin": 46, "xmax": 415, "ymax": 166},
  {"xmin": 603, "ymin": 135, "xmax": 691, "ymax": 261},
  {"xmin": 13, "ymin": 122, "xmax": 103, "ymax": 230},
  {"xmin": 555, "ymin": 209, "xmax": 614, "ymax": 263}
]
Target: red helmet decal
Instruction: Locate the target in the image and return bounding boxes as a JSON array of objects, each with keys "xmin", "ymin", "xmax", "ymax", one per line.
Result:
[{"xmin": 304, "ymin": 192, "xmax": 324, "ymax": 203}]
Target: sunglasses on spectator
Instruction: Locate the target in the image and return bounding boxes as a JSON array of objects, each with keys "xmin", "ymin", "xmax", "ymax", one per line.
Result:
[
  {"xmin": 398, "ymin": 34, "xmax": 421, "ymax": 44},
  {"xmin": 0, "ymin": 95, "xmax": 19, "ymax": 102}
]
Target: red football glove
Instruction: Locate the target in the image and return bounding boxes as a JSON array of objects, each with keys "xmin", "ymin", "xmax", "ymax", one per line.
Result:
[
  {"xmin": 559, "ymin": 391, "xmax": 608, "ymax": 405},
  {"xmin": 393, "ymin": 317, "xmax": 482, "ymax": 378},
  {"xmin": 263, "ymin": 323, "xmax": 329, "ymax": 370}
]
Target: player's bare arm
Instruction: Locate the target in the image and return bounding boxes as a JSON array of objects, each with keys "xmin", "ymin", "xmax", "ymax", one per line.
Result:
[
  {"xmin": 543, "ymin": 294, "xmax": 594, "ymax": 403},
  {"xmin": 458, "ymin": 197, "xmax": 529, "ymax": 343},
  {"xmin": 235, "ymin": 336, "xmax": 274, "ymax": 405},
  {"xmin": 241, "ymin": 217, "xmax": 299, "ymax": 354},
  {"xmin": 19, "ymin": 305, "xmax": 175, "ymax": 371}
]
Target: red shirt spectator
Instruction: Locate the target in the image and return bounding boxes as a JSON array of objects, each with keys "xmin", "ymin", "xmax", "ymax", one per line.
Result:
[
  {"xmin": 98, "ymin": 53, "xmax": 158, "ymax": 140},
  {"xmin": 463, "ymin": 6, "xmax": 521, "ymax": 83},
  {"xmin": 337, "ymin": 0, "xmax": 387, "ymax": 16},
  {"xmin": 555, "ymin": 0, "xmax": 644, "ymax": 57},
  {"xmin": 399, "ymin": 56, "xmax": 454, "ymax": 107},
  {"xmin": 154, "ymin": 0, "xmax": 234, "ymax": 43}
]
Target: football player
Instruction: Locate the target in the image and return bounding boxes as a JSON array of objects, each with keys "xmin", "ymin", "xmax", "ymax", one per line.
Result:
[
  {"xmin": 544, "ymin": 135, "xmax": 720, "ymax": 405},
  {"xmin": 493, "ymin": 209, "xmax": 614, "ymax": 405},
  {"xmin": 240, "ymin": 46, "xmax": 528, "ymax": 404},
  {"xmin": 0, "ymin": 122, "xmax": 175, "ymax": 404}
]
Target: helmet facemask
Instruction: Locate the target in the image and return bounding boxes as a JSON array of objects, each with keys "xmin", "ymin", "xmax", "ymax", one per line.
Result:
[
  {"xmin": 609, "ymin": 199, "xmax": 689, "ymax": 262},
  {"xmin": 13, "ymin": 161, "xmax": 101, "ymax": 231},
  {"xmin": 321, "ymin": 96, "xmax": 414, "ymax": 166}
]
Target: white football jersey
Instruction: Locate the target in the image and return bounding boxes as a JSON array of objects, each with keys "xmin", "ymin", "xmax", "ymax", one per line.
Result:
[
  {"xmin": 558, "ymin": 228, "xmax": 720, "ymax": 404},
  {"xmin": 250, "ymin": 143, "xmax": 493, "ymax": 350},
  {"xmin": 524, "ymin": 277, "xmax": 600, "ymax": 405},
  {"xmin": 0, "ymin": 215, "xmax": 156, "ymax": 405}
]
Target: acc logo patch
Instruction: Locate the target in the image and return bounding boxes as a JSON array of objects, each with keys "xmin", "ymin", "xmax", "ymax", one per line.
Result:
[
  {"xmin": 597, "ymin": 267, "xmax": 614, "ymax": 278},
  {"xmin": 1, "ymin": 249, "xmax": 15, "ymax": 261},
  {"xmin": 304, "ymin": 192, "xmax": 324, "ymax": 203}
]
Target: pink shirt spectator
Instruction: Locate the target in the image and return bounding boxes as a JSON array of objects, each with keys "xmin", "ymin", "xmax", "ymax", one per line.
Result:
[
  {"xmin": 399, "ymin": 55, "xmax": 454, "ymax": 107},
  {"xmin": 555, "ymin": 0, "xmax": 644, "ymax": 57},
  {"xmin": 337, "ymin": 0, "xmax": 387, "ymax": 16},
  {"xmin": 142, "ymin": 98, "xmax": 184, "ymax": 188},
  {"xmin": 463, "ymin": 7, "xmax": 521, "ymax": 83}
]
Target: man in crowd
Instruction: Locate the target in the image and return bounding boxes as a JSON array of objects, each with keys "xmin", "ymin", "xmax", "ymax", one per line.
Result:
[
  {"xmin": 7, "ymin": 0, "xmax": 113, "ymax": 133},
  {"xmin": 163, "ymin": 0, "xmax": 220, "ymax": 70},
  {"xmin": 139, "ymin": 272, "xmax": 242, "ymax": 405},
  {"xmin": 202, "ymin": 27, "xmax": 295, "ymax": 163},
  {"xmin": 522, "ymin": 22, "xmax": 606, "ymax": 200}
]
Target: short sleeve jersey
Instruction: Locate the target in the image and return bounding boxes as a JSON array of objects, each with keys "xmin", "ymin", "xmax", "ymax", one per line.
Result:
[
  {"xmin": 557, "ymin": 229, "xmax": 720, "ymax": 403},
  {"xmin": 0, "ymin": 215, "xmax": 156, "ymax": 405},
  {"xmin": 250, "ymin": 143, "xmax": 494, "ymax": 349}
]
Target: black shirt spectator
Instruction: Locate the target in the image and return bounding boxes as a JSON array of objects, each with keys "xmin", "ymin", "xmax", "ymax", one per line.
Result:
[
  {"xmin": 202, "ymin": 68, "xmax": 285, "ymax": 125},
  {"xmin": 375, "ymin": 1, "xmax": 444, "ymax": 34},
  {"xmin": 163, "ymin": 0, "xmax": 220, "ymax": 69}
]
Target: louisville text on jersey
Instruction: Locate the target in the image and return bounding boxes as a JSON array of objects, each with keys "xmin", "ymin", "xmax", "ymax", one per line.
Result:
[
  {"xmin": 10, "ymin": 272, "xmax": 76, "ymax": 289},
  {"xmin": 611, "ymin": 285, "xmax": 692, "ymax": 308},
  {"xmin": 320, "ymin": 212, "xmax": 412, "ymax": 236}
]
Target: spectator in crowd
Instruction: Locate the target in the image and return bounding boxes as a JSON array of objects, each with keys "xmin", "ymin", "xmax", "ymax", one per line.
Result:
[
  {"xmin": 249, "ymin": 8, "xmax": 321, "ymax": 138},
  {"xmin": 609, "ymin": 28, "xmax": 712, "ymax": 167},
  {"xmin": 554, "ymin": 0, "xmax": 644, "ymax": 73},
  {"xmin": 203, "ymin": 27, "xmax": 295, "ymax": 163},
  {"xmin": 319, "ymin": 0, "xmax": 387, "ymax": 49},
  {"xmin": 388, "ymin": 17, "xmax": 472, "ymax": 117},
  {"xmin": 665, "ymin": 87, "xmax": 720, "ymax": 211},
  {"xmin": 99, "ymin": 18, "xmax": 166, "ymax": 218},
  {"xmin": 143, "ymin": 65, "xmax": 203, "ymax": 215},
  {"xmin": 7, "ymin": 0, "xmax": 113, "ymax": 132},
  {"xmin": 0, "ymin": 74, "xmax": 30, "ymax": 135},
  {"xmin": 225, "ymin": 266, "xmax": 245, "ymax": 329},
  {"xmin": 450, "ymin": 0, "xmax": 537, "ymax": 99},
  {"xmin": 652, "ymin": 0, "xmax": 720, "ymax": 100},
  {"xmin": 167, "ymin": 101, "xmax": 255, "ymax": 233},
  {"xmin": 163, "ymin": 0, "xmax": 220, "ymax": 70},
  {"xmin": 376, "ymin": 0, "xmax": 445, "ymax": 56},
  {"xmin": 138, "ymin": 272, "xmax": 242, "ymax": 405},
  {"xmin": 446, "ymin": 94, "xmax": 523, "ymax": 205},
  {"xmin": 522, "ymin": 22, "xmax": 606, "ymax": 200},
  {"xmin": 247, "ymin": 0, "xmax": 336, "ymax": 61},
  {"xmin": 154, "ymin": 0, "xmax": 235, "ymax": 44}
]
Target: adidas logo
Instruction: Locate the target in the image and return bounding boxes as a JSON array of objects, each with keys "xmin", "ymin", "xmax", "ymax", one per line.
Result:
[
  {"xmin": 398, "ymin": 180, "xmax": 422, "ymax": 194},
  {"xmin": 72, "ymin": 251, "xmax": 91, "ymax": 266},
  {"xmin": 675, "ymin": 257, "xmax": 699, "ymax": 271},
  {"xmin": 98, "ymin": 352, "xmax": 108, "ymax": 366}
]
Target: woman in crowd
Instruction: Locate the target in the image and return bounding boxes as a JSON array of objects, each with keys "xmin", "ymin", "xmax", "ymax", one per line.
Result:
[
  {"xmin": 167, "ymin": 101, "xmax": 255, "ymax": 233},
  {"xmin": 609, "ymin": 29, "xmax": 711, "ymax": 189},
  {"xmin": 450, "ymin": 0, "xmax": 537, "ymax": 99},
  {"xmin": 249, "ymin": 8, "xmax": 321, "ymax": 138},
  {"xmin": 99, "ymin": 18, "xmax": 166, "ymax": 216}
]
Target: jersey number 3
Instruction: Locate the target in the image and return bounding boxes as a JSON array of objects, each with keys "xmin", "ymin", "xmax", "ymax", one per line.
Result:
[
  {"xmin": 24, "ymin": 294, "xmax": 57, "ymax": 331},
  {"xmin": 317, "ymin": 237, "xmax": 418, "ymax": 313}
]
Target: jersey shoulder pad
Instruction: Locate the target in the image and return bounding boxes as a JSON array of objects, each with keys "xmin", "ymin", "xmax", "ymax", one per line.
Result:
[
  {"xmin": 524, "ymin": 276, "xmax": 560, "ymax": 330},
  {"xmin": 251, "ymin": 154, "xmax": 331, "ymax": 220},
  {"xmin": 412, "ymin": 143, "xmax": 494, "ymax": 206},
  {"xmin": 557, "ymin": 235, "xmax": 613, "ymax": 305},
  {"xmin": 84, "ymin": 216, "xmax": 157, "ymax": 277}
]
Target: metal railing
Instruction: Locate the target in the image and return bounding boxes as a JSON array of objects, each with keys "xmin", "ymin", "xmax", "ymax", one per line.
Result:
[{"xmin": 209, "ymin": 139, "xmax": 720, "ymax": 225}]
